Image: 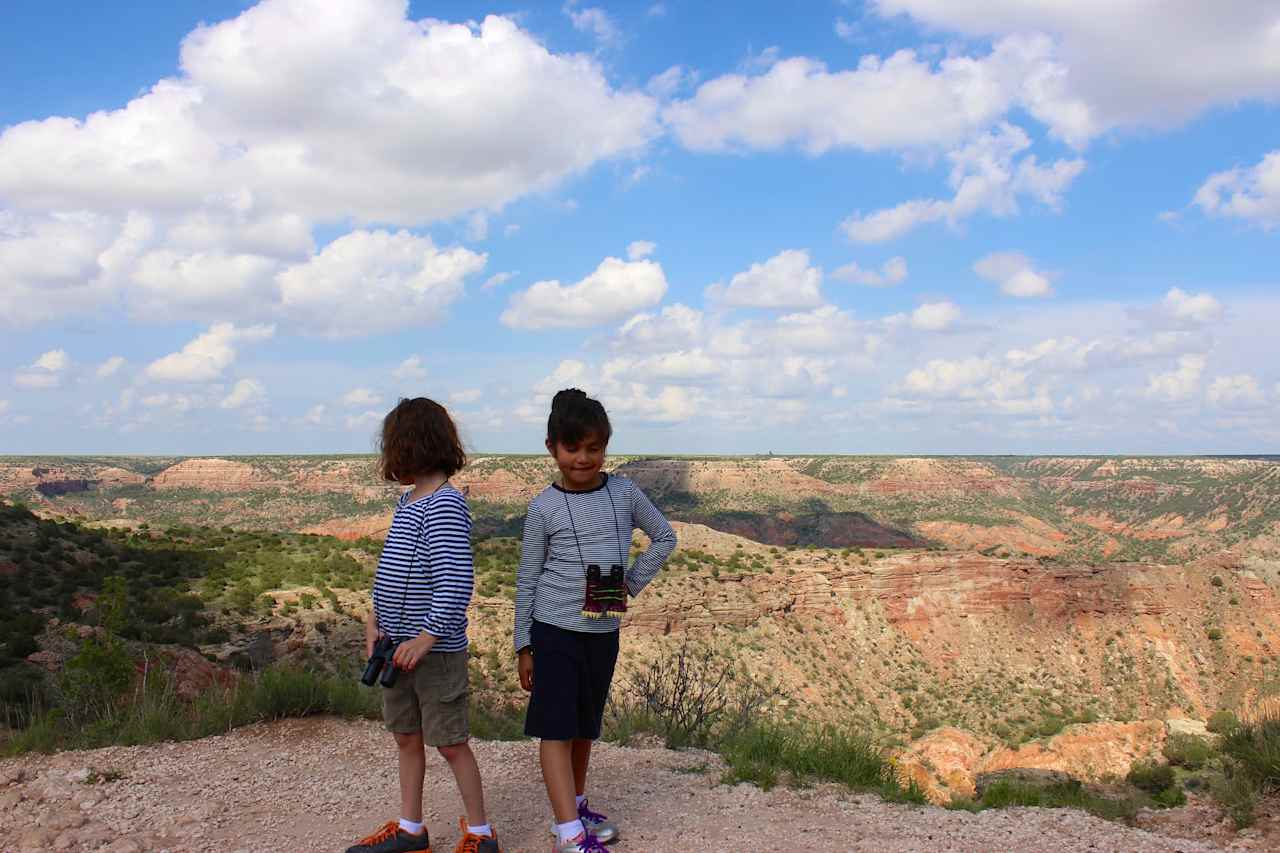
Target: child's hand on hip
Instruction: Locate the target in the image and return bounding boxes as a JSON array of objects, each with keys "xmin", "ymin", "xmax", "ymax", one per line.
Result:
[
  {"xmin": 518, "ymin": 649, "xmax": 533, "ymax": 691},
  {"xmin": 392, "ymin": 634, "xmax": 435, "ymax": 670}
]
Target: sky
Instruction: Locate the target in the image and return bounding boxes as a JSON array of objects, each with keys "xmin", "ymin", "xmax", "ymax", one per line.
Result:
[{"xmin": 1, "ymin": 0, "xmax": 1278, "ymax": 456}]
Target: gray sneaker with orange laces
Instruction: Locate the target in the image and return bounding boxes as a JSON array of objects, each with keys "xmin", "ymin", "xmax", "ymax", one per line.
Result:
[
  {"xmin": 452, "ymin": 817, "xmax": 500, "ymax": 853},
  {"xmin": 346, "ymin": 821, "xmax": 431, "ymax": 853}
]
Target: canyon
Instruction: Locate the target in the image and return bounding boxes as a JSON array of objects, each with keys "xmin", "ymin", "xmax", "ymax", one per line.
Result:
[{"xmin": 2, "ymin": 454, "xmax": 1279, "ymax": 807}]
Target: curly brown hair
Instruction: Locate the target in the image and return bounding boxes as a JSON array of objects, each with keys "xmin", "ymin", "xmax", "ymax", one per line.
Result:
[{"xmin": 378, "ymin": 397, "xmax": 467, "ymax": 481}]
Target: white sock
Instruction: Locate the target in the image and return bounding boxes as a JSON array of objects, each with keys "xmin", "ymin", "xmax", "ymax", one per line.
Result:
[
  {"xmin": 399, "ymin": 818, "xmax": 424, "ymax": 835},
  {"xmin": 556, "ymin": 819, "xmax": 585, "ymax": 843},
  {"xmin": 575, "ymin": 794, "xmax": 587, "ymax": 808},
  {"xmin": 467, "ymin": 823, "xmax": 493, "ymax": 838}
]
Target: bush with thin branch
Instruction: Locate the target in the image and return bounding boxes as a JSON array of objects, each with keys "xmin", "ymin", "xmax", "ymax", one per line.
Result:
[{"xmin": 621, "ymin": 638, "xmax": 775, "ymax": 749}]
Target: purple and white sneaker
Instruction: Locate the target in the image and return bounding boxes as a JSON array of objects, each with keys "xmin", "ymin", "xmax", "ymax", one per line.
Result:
[
  {"xmin": 552, "ymin": 830, "xmax": 609, "ymax": 853},
  {"xmin": 549, "ymin": 800, "xmax": 618, "ymax": 845}
]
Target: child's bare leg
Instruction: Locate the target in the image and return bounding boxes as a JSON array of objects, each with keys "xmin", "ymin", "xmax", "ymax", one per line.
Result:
[
  {"xmin": 395, "ymin": 732, "xmax": 426, "ymax": 823},
  {"xmin": 437, "ymin": 740, "xmax": 487, "ymax": 827},
  {"xmin": 540, "ymin": 739, "xmax": 579, "ymax": 823},
  {"xmin": 571, "ymin": 738, "xmax": 592, "ymax": 797}
]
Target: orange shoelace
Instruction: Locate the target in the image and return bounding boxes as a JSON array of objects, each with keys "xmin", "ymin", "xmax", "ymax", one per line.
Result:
[
  {"xmin": 455, "ymin": 817, "xmax": 494, "ymax": 853},
  {"xmin": 357, "ymin": 821, "xmax": 401, "ymax": 846}
]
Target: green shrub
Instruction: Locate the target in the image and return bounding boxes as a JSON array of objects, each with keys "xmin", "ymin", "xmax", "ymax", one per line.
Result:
[
  {"xmin": 1213, "ymin": 717, "xmax": 1280, "ymax": 828},
  {"xmin": 1163, "ymin": 733, "xmax": 1214, "ymax": 770},
  {"xmin": 1037, "ymin": 716, "xmax": 1066, "ymax": 738},
  {"xmin": 2, "ymin": 666, "xmax": 382, "ymax": 756},
  {"xmin": 1221, "ymin": 718, "xmax": 1280, "ymax": 789},
  {"xmin": 720, "ymin": 723, "xmax": 923, "ymax": 803},
  {"xmin": 1127, "ymin": 760, "xmax": 1175, "ymax": 794},
  {"xmin": 1213, "ymin": 770, "xmax": 1260, "ymax": 829},
  {"xmin": 468, "ymin": 695, "xmax": 528, "ymax": 742},
  {"xmin": 969, "ymin": 779, "xmax": 1137, "ymax": 822},
  {"xmin": 1207, "ymin": 710, "xmax": 1240, "ymax": 734},
  {"xmin": 57, "ymin": 637, "xmax": 134, "ymax": 725},
  {"xmin": 1206, "ymin": 628, "xmax": 1223, "ymax": 641}
]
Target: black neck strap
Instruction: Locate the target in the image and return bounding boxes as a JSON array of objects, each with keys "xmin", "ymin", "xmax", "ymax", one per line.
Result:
[{"xmin": 561, "ymin": 480, "xmax": 628, "ymax": 568}]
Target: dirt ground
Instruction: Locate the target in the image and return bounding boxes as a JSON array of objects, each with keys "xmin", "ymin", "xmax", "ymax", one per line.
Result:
[{"xmin": 0, "ymin": 717, "xmax": 1266, "ymax": 852}]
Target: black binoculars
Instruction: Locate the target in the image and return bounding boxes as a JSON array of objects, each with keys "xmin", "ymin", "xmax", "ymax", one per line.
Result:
[
  {"xmin": 361, "ymin": 635, "xmax": 402, "ymax": 687},
  {"xmin": 587, "ymin": 564, "xmax": 625, "ymax": 583}
]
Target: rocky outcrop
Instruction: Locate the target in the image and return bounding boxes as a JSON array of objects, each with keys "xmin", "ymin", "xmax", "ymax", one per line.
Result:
[
  {"xmin": 299, "ymin": 514, "xmax": 390, "ymax": 541},
  {"xmin": 623, "ymin": 550, "xmax": 1189, "ymax": 634},
  {"xmin": 981, "ymin": 720, "xmax": 1165, "ymax": 782},
  {"xmin": 149, "ymin": 458, "xmax": 273, "ymax": 491},
  {"xmin": 896, "ymin": 727, "xmax": 989, "ymax": 802},
  {"xmin": 897, "ymin": 721, "xmax": 1166, "ymax": 805},
  {"xmin": 917, "ymin": 517, "xmax": 1068, "ymax": 556}
]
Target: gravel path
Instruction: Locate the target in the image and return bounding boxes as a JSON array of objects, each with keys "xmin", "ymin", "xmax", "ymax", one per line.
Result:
[{"xmin": 0, "ymin": 717, "xmax": 1229, "ymax": 852}]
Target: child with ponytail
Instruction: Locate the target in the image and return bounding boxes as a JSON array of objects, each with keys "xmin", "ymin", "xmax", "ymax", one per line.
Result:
[{"xmin": 514, "ymin": 389, "xmax": 677, "ymax": 852}]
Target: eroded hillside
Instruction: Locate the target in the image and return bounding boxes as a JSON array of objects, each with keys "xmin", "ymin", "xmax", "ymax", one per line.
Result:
[
  {"xmin": 4, "ymin": 454, "xmax": 1278, "ymax": 560},
  {"xmin": 3, "ymin": 454, "xmax": 1279, "ymax": 809}
]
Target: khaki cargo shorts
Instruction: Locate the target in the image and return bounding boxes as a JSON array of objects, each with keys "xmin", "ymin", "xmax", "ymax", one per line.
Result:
[{"xmin": 381, "ymin": 650, "xmax": 470, "ymax": 746}]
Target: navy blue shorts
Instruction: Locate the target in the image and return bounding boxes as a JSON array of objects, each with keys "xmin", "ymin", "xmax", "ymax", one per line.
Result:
[{"xmin": 524, "ymin": 620, "xmax": 620, "ymax": 741}]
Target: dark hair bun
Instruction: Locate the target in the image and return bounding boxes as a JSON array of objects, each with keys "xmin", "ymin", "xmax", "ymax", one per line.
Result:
[
  {"xmin": 552, "ymin": 388, "xmax": 588, "ymax": 411},
  {"xmin": 547, "ymin": 388, "xmax": 611, "ymax": 447}
]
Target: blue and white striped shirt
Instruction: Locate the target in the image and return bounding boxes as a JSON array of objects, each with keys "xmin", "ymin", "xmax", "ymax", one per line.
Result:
[
  {"xmin": 372, "ymin": 485, "xmax": 473, "ymax": 652},
  {"xmin": 515, "ymin": 473, "xmax": 676, "ymax": 652}
]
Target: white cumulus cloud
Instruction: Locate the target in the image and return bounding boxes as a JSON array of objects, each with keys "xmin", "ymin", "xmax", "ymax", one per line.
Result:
[
  {"xmin": 706, "ymin": 249, "xmax": 823, "ymax": 309},
  {"xmin": 1145, "ymin": 354, "xmax": 1206, "ymax": 402},
  {"xmin": 842, "ymin": 123, "xmax": 1084, "ymax": 242},
  {"xmin": 13, "ymin": 349, "xmax": 70, "ymax": 389},
  {"xmin": 392, "ymin": 356, "xmax": 428, "ymax": 381},
  {"xmin": 0, "ymin": 4, "xmax": 658, "ymax": 327},
  {"xmin": 627, "ymin": 240, "xmax": 657, "ymax": 260},
  {"xmin": 873, "ymin": 1, "xmax": 1280, "ymax": 142},
  {"xmin": 910, "ymin": 301, "xmax": 960, "ymax": 331},
  {"xmin": 1160, "ymin": 287, "xmax": 1223, "ymax": 327},
  {"xmin": 95, "ymin": 356, "xmax": 126, "ymax": 378},
  {"xmin": 1207, "ymin": 374, "xmax": 1265, "ymax": 409},
  {"xmin": 832, "ymin": 256, "xmax": 907, "ymax": 287},
  {"xmin": 616, "ymin": 304, "xmax": 706, "ymax": 351},
  {"xmin": 1193, "ymin": 150, "xmax": 1280, "ymax": 229},
  {"xmin": 974, "ymin": 251, "xmax": 1055, "ymax": 297},
  {"xmin": 664, "ymin": 40, "xmax": 1072, "ymax": 154},
  {"xmin": 220, "ymin": 378, "xmax": 267, "ymax": 409},
  {"xmin": 502, "ymin": 257, "xmax": 668, "ymax": 329},
  {"xmin": 303, "ymin": 404, "xmax": 328, "ymax": 426},
  {"xmin": 481, "ymin": 271, "xmax": 516, "ymax": 291},
  {"xmin": 278, "ymin": 230, "xmax": 485, "ymax": 338},
  {"xmin": 565, "ymin": 3, "xmax": 621, "ymax": 48},
  {"xmin": 145, "ymin": 322, "xmax": 274, "ymax": 382},
  {"xmin": 898, "ymin": 356, "xmax": 1048, "ymax": 413},
  {"xmin": 342, "ymin": 388, "xmax": 383, "ymax": 408}
]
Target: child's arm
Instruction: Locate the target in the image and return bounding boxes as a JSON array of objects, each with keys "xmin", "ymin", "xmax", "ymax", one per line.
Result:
[
  {"xmin": 513, "ymin": 505, "xmax": 547, "ymax": 654},
  {"xmin": 421, "ymin": 492, "xmax": 473, "ymax": 639},
  {"xmin": 625, "ymin": 482, "xmax": 676, "ymax": 597}
]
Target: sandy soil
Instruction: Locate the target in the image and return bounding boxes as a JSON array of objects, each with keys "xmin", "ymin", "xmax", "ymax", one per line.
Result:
[{"xmin": 0, "ymin": 717, "xmax": 1249, "ymax": 853}]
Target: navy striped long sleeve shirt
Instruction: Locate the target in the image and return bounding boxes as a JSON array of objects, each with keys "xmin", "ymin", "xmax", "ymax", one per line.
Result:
[
  {"xmin": 372, "ymin": 485, "xmax": 473, "ymax": 652},
  {"xmin": 514, "ymin": 473, "xmax": 676, "ymax": 652}
]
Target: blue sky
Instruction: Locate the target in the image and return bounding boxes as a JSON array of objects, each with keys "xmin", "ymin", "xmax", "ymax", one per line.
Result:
[{"xmin": 1, "ymin": 0, "xmax": 1278, "ymax": 455}]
